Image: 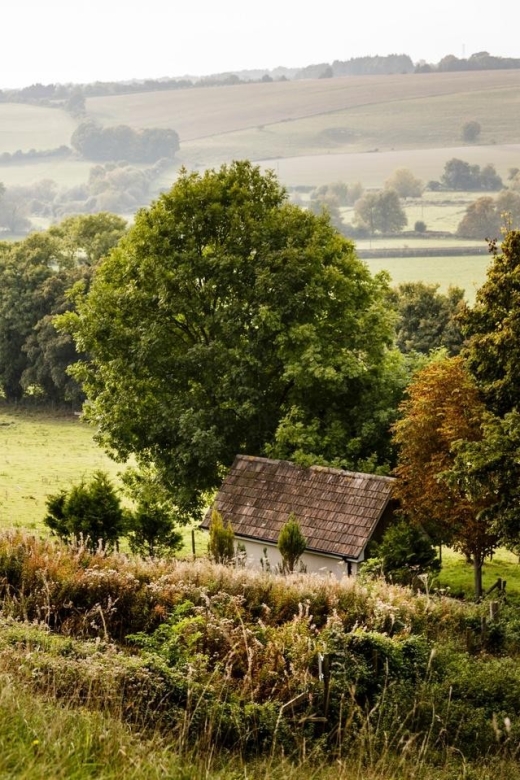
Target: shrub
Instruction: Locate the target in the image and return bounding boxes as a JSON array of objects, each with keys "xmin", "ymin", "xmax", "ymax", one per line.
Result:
[
  {"xmin": 278, "ymin": 514, "xmax": 306, "ymax": 573},
  {"xmin": 208, "ymin": 509, "xmax": 235, "ymax": 564},
  {"xmin": 44, "ymin": 471, "xmax": 125, "ymax": 552},
  {"xmin": 374, "ymin": 520, "xmax": 440, "ymax": 587}
]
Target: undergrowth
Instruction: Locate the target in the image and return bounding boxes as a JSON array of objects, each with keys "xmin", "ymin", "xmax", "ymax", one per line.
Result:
[{"xmin": 0, "ymin": 531, "xmax": 518, "ymax": 775}]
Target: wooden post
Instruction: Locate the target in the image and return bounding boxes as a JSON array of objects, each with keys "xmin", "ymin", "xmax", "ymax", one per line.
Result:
[
  {"xmin": 489, "ymin": 601, "xmax": 500, "ymax": 621},
  {"xmin": 191, "ymin": 528, "xmax": 196, "ymax": 558}
]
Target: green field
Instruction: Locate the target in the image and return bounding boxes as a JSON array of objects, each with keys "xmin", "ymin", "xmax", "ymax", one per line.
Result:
[
  {"xmin": 0, "ymin": 406, "xmax": 122, "ymax": 532},
  {"xmin": 0, "ymin": 406, "xmax": 206, "ymax": 554},
  {"xmin": 86, "ymin": 70, "xmax": 520, "ymax": 147},
  {"xmin": 255, "ymin": 144, "xmax": 520, "ymax": 190},
  {"xmin": 364, "ymin": 254, "xmax": 490, "ymax": 301}
]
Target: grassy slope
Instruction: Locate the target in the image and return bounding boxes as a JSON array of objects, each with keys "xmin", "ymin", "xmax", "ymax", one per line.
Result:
[
  {"xmin": 0, "ymin": 104, "xmax": 77, "ymax": 153},
  {"xmin": 0, "ymin": 406, "xmax": 121, "ymax": 532},
  {"xmin": 86, "ymin": 70, "xmax": 520, "ymax": 145},
  {"xmin": 1, "ymin": 71, "xmax": 519, "ymax": 192}
]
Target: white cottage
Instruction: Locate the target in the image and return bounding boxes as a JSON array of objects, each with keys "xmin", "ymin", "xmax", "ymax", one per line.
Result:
[{"xmin": 201, "ymin": 455, "xmax": 397, "ymax": 578}]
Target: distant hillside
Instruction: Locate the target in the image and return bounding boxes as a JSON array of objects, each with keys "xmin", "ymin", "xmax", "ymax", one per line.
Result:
[{"xmin": 85, "ymin": 69, "xmax": 520, "ymax": 166}]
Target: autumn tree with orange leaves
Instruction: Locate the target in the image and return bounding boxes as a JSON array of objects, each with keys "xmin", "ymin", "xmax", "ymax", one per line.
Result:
[{"xmin": 392, "ymin": 355, "xmax": 500, "ymax": 599}]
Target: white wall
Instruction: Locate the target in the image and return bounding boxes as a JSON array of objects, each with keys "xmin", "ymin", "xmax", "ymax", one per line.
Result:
[{"xmin": 235, "ymin": 538, "xmax": 359, "ymax": 579}]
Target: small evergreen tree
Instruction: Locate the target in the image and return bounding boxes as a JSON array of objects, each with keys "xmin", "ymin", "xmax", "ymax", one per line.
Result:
[
  {"xmin": 122, "ymin": 466, "xmax": 183, "ymax": 557},
  {"xmin": 208, "ymin": 509, "xmax": 235, "ymax": 564},
  {"xmin": 44, "ymin": 470, "xmax": 125, "ymax": 552},
  {"xmin": 278, "ymin": 513, "xmax": 306, "ymax": 573}
]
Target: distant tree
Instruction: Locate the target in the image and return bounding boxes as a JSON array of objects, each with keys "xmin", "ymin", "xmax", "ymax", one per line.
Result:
[
  {"xmin": 71, "ymin": 122, "xmax": 179, "ymax": 163},
  {"xmin": 385, "ymin": 168, "xmax": 423, "ymax": 198},
  {"xmin": 0, "ymin": 186, "xmax": 32, "ymax": 233},
  {"xmin": 64, "ymin": 91, "xmax": 86, "ymax": 117},
  {"xmin": 278, "ymin": 514, "xmax": 307, "ymax": 573},
  {"xmin": 208, "ymin": 509, "xmax": 235, "ymax": 564},
  {"xmin": 441, "ymin": 158, "xmax": 479, "ymax": 190},
  {"xmin": 495, "ymin": 190, "xmax": 520, "ymax": 228},
  {"xmin": 44, "ymin": 471, "xmax": 126, "ymax": 552},
  {"xmin": 441, "ymin": 159, "xmax": 502, "ymax": 191},
  {"xmin": 414, "ymin": 220, "xmax": 427, "ymax": 233},
  {"xmin": 354, "ymin": 189, "xmax": 407, "ymax": 234},
  {"xmin": 391, "ymin": 282, "xmax": 465, "ymax": 355},
  {"xmin": 456, "ymin": 197, "xmax": 500, "ymax": 240},
  {"xmin": 461, "ymin": 120, "xmax": 481, "ymax": 143},
  {"xmin": 479, "ymin": 164, "xmax": 503, "ymax": 191}
]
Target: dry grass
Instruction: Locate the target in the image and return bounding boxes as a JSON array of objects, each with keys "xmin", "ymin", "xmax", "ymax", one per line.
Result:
[
  {"xmin": 0, "ymin": 104, "xmax": 77, "ymax": 153},
  {"xmin": 250, "ymin": 144, "xmax": 520, "ymax": 189},
  {"xmin": 86, "ymin": 70, "xmax": 520, "ymax": 145}
]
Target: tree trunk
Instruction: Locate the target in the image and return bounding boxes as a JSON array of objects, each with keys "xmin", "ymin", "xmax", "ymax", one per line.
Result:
[{"xmin": 473, "ymin": 557, "xmax": 483, "ymax": 601}]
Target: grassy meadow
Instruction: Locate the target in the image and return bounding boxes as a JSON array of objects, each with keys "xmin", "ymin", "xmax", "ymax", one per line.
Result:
[
  {"xmin": 0, "ymin": 536, "xmax": 519, "ymax": 779},
  {"xmin": 0, "ymin": 104, "xmax": 77, "ymax": 153},
  {"xmin": 364, "ymin": 255, "xmax": 490, "ymax": 301},
  {"xmin": 86, "ymin": 70, "xmax": 520, "ymax": 148},
  {"xmin": 0, "ymin": 405, "xmax": 122, "ymax": 533}
]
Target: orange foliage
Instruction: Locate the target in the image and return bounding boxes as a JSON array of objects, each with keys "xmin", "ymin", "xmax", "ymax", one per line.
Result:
[{"xmin": 392, "ymin": 357, "xmax": 499, "ymax": 569}]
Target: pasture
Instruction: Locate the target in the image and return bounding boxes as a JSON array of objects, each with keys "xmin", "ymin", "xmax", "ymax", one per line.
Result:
[
  {"xmin": 0, "ymin": 104, "xmax": 77, "ymax": 154},
  {"xmin": 257, "ymin": 144, "xmax": 520, "ymax": 190},
  {"xmin": 86, "ymin": 70, "xmax": 520, "ymax": 146},
  {"xmin": 0, "ymin": 406, "xmax": 121, "ymax": 532},
  {"xmin": 364, "ymin": 254, "xmax": 490, "ymax": 301}
]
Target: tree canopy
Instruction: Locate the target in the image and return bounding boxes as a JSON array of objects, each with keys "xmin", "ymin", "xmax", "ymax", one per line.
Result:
[
  {"xmin": 65, "ymin": 161, "xmax": 402, "ymax": 519},
  {"xmin": 0, "ymin": 214, "xmax": 127, "ymax": 402},
  {"xmin": 463, "ymin": 231, "xmax": 520, "ymax": 416},
  {"xmin": 354, "ymin": 189, "xmax": 407, "ymax": 234},
  {"xmin": 392, "ymin": 355, "xmax": 499, "ymax": 598},
  {"xmin": 391, "ymin": 282, "xmax": 465, "ymax": 356}
]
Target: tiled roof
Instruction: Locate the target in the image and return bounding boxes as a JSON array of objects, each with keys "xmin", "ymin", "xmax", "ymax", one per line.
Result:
[{"xmin": 202, "ymin": 455, "xmax": 395, "ymax": 559}]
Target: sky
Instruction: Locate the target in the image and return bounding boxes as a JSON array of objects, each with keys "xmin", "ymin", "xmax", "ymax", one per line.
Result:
[{"xmin": 1, "ymin": 0, "xmax": 518, "ymax": 89}]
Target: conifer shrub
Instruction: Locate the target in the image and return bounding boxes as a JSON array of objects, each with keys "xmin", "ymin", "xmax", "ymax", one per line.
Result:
[
  {"xmin": 208, "ymin": 509, "xmax": 235, "ymax": 564},
  {"xmin": 278, "ymin": 513, "xmax": 306, "ymax": 573}
]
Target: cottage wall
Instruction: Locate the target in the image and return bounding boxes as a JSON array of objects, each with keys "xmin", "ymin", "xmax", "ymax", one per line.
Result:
[{"xmin": 236, "ymin": 538, "xmax": 360, "ymax": 579}]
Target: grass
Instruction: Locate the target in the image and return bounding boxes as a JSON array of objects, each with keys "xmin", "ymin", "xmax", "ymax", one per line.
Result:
[
  {"xmin": 0, "ymin": 540, "xmax": 519, "ymax": 778},
  {"xmin": 364, "ymin": 254, "xmax": 491, "ymax": 302},
  {"xmin": 438, "ymin": 547, "xmax": 520, "ymax": 601},
  {"xmin": 1, "ymin": 669, "xmax": 517, "ymax": 780},
  {"xmin": 86, "ymin": 70, "xmax": 520, "ymax": 148},
  {"xmin": 0, "ymin": 158, "xmax": 94, "ymax": 188},
  {"xmin": 251, "ymin": 144, "xmax": 520, "ymax": 190},
  {"xmin": 0, "ymin": 404, "xmax": 207, "ymax": 554},
  {"xmin": 0, "ymin": 405, "xmax": 122, "ymax": 533},
  {"xmin": 0, "ymin": 104, "xmax": 77, "ymax": 154}
]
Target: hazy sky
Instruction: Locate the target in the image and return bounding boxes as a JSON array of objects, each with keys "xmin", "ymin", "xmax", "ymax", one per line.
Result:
[{"xmin": 1, "ymin": 0, "xmax": 517, "ymax": 88}]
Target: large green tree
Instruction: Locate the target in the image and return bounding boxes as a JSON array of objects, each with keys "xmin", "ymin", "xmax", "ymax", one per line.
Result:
[
  {"xmin": 0, "ymin": 214, "xmax": 126, "ymax": 402},
  {"xmin": 463, "ymin": 230, "xmax": 520, "ymax": 416},
  {"xmin": 64, "ymin": 162, "xmax": 402, "ymax": 519},
  {"xmin": 391, "ymin": 282, "xmax": 465, "ymax": 355}
]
